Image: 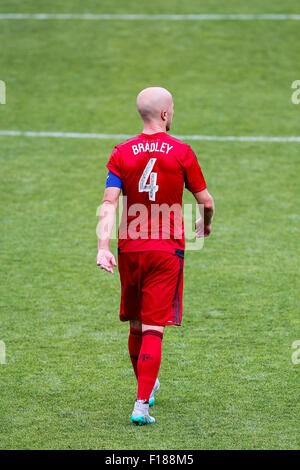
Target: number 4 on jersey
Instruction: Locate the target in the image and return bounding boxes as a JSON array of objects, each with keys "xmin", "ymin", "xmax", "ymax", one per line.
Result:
[{"xmin": 139, "ymin": 158, "xmax": 159, "ymax": 201}]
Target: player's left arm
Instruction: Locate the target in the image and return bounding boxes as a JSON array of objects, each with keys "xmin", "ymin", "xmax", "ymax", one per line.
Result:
[{"xmin": 97, "ymin": 186, "xmax": 121, "ymax": 273}]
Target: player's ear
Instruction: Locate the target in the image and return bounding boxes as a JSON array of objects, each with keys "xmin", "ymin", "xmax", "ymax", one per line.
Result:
[{"xmin": 161, "ymin": 110, "xmax": 167, "ymax": 121}]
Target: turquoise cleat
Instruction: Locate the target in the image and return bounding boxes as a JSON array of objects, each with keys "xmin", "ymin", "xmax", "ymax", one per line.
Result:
[
  {"xmin": 131, "ymin": 400, "xmax": 156, "ymax": 426},
  {"xmin": 131, "ymin": 412, "xmax": 155, "ymax": 426}
]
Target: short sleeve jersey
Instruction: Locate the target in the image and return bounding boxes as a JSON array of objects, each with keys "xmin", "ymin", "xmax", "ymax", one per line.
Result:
[{"xmin": 106, "ymin": 132, "xmax": 206, "ymax": 254}]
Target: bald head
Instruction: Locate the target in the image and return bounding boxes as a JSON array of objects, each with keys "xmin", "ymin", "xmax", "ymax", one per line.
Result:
[{"xmin": 137, "ymin": 87, "xmax": 174, "ymax": 131}]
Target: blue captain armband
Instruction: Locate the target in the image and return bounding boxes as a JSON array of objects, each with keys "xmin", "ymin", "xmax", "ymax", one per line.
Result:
[{"xmin": 105, "ymin": 171, "xmax": 122, "ymax": 189}]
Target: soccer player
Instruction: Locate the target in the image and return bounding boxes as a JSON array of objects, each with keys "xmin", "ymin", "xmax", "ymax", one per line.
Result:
[{"xmin": 97, "ymin": 87, "xmax": 214, "ymax": 425}]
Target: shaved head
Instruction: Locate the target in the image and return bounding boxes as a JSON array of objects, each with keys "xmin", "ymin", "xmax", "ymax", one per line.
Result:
[{"xmin": 137, "ymin": 87, "xmax": 174, "ymax": 132}]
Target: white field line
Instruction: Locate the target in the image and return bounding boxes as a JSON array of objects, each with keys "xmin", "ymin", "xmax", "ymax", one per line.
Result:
[
  {"xmin": 0, "ymin": 130, "xmax": 300, "ymax": 143},
  {"xmin": 0, "ymin": 13, "xmax": 300, "ymax": 21}
]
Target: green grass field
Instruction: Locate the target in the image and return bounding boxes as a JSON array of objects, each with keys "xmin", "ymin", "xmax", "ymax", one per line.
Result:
[{"xmin": 0, "ymin": 0, "xmax": 299, "ymax": 450}]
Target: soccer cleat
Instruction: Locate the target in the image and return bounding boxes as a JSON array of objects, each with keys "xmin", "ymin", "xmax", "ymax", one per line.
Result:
[
  {"xmin": 131, "ymin": 400, "xmax": 156, "ymax": 426},
  {"xmin": 149, "ymin": 378, "xmax": 160, "ymax": 407}
]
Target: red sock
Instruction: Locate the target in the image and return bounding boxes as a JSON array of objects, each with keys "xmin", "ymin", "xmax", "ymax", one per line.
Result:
[
  {"xmin": 137, "ymin": 330, "xmax": 163, "ymax": 402},
  {"xmin": 128, "ymin": 327, "xmax": 142, "ymax": 379}
]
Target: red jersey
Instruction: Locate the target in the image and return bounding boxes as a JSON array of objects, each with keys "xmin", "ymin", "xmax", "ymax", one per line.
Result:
[{"xmin": 106, "ymin": 132, "xmax": 206, "ymax": 254}]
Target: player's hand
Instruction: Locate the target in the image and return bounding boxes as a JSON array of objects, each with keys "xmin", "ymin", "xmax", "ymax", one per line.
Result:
[
  {"xmin": 97, "ymin": 249, "xmax": 117, "ymax": 274},
  {"xmin": 195, "ymin": 219, "xmax": 212, "ymax": 237}
]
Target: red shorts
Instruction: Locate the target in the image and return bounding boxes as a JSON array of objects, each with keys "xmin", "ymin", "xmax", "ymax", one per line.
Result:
[{"xmin": 118, "ymin": 251, "xmax": 184, "ymax": 327}]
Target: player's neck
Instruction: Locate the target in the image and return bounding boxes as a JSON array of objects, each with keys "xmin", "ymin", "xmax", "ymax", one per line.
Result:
[{"xmin": 142, "ymin": 122, "xmax": 167, "ymax": 135}]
